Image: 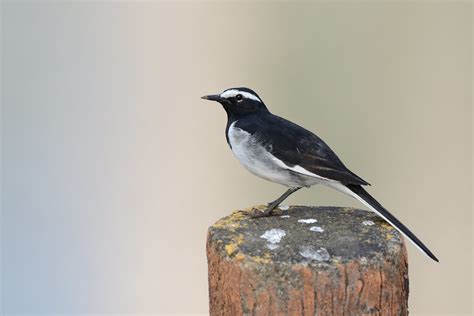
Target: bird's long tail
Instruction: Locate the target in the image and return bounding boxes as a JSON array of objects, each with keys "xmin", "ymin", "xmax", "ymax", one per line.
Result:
[{"xmin": 344, "ymin": 184, "xmax": 439, "ymax": 262}]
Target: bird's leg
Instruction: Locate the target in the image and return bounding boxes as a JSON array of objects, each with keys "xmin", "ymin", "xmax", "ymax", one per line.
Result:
[{"xmin": 249, "ymin": 187, "xmax": 302, "ymax": 218}]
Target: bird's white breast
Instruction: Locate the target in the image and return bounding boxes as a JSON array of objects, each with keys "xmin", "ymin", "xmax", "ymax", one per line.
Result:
[{"xmin": 227, "ymin": 121, "xmax": 322, "ymax": 187}]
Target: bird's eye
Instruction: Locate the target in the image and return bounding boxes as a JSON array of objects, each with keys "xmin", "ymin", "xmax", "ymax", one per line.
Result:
[{"xmin": 235, "ymin": 94, "xmax": 243, "ymax": 102}]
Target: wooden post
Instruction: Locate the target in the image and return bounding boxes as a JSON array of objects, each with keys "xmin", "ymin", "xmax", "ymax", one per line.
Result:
[{"xmin": 207, "ymin": 206, "xmax": 409, "ymax": 316}]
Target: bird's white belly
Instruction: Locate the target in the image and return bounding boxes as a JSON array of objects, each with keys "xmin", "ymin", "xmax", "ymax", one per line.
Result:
[{"xmin": 228, "ymin": 122, "xmax": 321, "ymax": 187}]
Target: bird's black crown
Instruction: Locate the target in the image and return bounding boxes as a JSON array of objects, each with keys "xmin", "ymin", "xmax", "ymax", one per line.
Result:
[{"xmin": 201, "ymin": 87, "xmax": 269, "ymax": 117}]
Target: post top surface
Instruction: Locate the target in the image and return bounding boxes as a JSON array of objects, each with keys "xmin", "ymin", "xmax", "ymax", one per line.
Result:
[{"xmin": 208, "ymin": 206, "xmax": 404, "ymax": 265}]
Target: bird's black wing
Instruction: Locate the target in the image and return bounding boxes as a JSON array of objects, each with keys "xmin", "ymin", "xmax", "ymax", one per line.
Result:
[{"xmin": 236, "ymin": 113, "xmax": 370, "ymax": 186}]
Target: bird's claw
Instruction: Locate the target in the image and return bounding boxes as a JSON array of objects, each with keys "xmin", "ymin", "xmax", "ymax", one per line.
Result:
[
  {"xmin": 242, "ymin": 208, "xmax": 264, "ymax": 217},
  {"xmin": 243, "ymin": 206, "xmax": 278, "ymax": 218}
]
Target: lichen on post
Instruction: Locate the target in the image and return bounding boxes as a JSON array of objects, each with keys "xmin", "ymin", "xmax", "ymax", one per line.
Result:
[{"xmin": 206, "ymin": 206, "xmax": 409, "ymax": 315}]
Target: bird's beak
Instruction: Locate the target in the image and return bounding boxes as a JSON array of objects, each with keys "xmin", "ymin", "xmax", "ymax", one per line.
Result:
[{"xmin": 201, "ymin": 94, "xmax": 222, "ymax": 102}]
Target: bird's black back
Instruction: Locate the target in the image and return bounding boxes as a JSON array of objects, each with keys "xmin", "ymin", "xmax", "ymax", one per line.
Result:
[{"xmin": 232, "ymin": 112, "xmax": 370, "ymax": 186}]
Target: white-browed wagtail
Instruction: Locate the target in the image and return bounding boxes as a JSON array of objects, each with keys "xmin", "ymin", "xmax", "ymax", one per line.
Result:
[{"xmin": 202, "ymin": 87, "xmax": 438, "ymax": 262}]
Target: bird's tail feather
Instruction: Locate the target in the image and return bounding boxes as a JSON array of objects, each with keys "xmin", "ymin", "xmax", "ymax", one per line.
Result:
[{"xmin": 345, "ymin": 184, "xmax": 439, "ymax": 262}]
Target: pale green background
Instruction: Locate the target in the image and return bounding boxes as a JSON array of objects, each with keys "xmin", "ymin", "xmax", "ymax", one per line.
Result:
[{"xmin": 1, "ymin": 1, "xmax": 472, "ymax": 315}]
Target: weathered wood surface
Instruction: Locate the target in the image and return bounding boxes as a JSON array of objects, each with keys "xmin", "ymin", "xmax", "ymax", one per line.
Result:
[{"xmin": 207, "ymin": 206, "xmax": 408, "ymax": 316}]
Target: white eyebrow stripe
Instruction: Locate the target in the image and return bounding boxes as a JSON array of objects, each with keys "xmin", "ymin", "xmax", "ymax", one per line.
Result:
[{"xmin": 220, "ymin": 89, "xmax": 261, "ymax": 102}]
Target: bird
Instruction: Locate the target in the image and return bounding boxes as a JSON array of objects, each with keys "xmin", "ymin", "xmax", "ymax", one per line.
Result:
[{"xmin": 201, "ymin": 87, "xmax": 439, "ymax": 262}]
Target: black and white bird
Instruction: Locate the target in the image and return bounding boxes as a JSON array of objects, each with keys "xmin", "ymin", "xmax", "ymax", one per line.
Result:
[{"xmin": 202, "ymin": 87, "xmax": 438, "ymax": 262}]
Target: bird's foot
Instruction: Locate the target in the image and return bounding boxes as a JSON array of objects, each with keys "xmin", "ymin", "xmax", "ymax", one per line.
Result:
[
  {"xmin": 243, "ymin": 204, "xmax": 279, "ymax": 218},
  {"xmin": 248, "ymin": 208, "xmax": 273, "ymax": 218}
]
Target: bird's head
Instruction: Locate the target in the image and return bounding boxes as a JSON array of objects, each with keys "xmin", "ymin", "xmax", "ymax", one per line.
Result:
[{"xmin": 201, "ymin": 87, "xmax": 268, "ymax": 117}]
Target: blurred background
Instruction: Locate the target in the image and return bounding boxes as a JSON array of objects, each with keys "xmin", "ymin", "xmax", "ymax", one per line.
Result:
[{"xmin": 1, "ymin": 1, "xmax": 472, "ymax": 315}]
